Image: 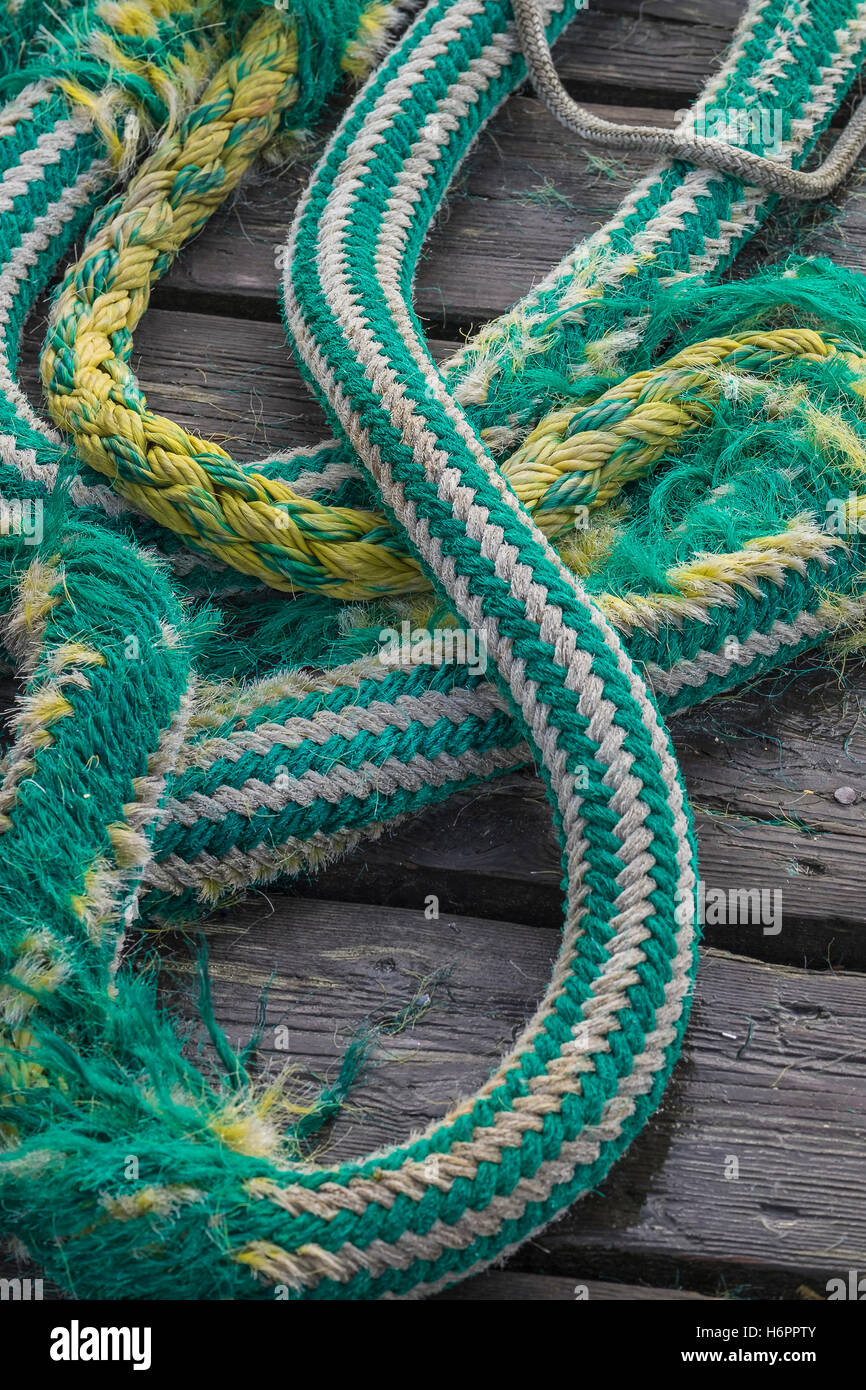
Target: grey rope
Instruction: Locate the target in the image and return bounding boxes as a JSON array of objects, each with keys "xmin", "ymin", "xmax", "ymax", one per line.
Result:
[{"xmin": 513, "ymin": 0, "xmax": 866, "ymax": 200}]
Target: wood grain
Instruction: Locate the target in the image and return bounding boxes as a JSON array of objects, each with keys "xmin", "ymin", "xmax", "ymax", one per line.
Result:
[{"xmin": 284, "ymin": 768, "xmax": 866, "ymax": 969}]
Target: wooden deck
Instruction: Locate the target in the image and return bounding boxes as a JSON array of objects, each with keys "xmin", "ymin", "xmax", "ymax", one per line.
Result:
[{"xmin": 6, "ymin": 0, "xmax": 866, "ymax": 1301}]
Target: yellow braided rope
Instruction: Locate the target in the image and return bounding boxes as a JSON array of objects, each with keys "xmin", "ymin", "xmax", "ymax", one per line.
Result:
[
  {"xmin": 42, "ymin": 6, "xmax": 428, "ymax": 599},
  {"xmin": 501, "ymin": 330, "xmax": 866, "ymax": 534}
]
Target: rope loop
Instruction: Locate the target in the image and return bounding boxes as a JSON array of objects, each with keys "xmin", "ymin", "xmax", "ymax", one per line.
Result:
[
  {"xmin": 503, "ymin": 326, "xmax": 866, "ymax": 531},
  {"xmin": 0, "ymin": 0, "xmax": 699, "ymax": 1300}
]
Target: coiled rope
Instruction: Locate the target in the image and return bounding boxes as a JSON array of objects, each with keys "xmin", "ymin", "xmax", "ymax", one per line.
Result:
[{"xmin": 0, "ymin": 0, "xmax": 865, "ymax": 1298}]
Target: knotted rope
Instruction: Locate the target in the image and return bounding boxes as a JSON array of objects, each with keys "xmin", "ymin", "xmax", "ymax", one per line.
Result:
[{"xmin": 0, "ymin": 0, "xmax": 865, "ymax": 1299}]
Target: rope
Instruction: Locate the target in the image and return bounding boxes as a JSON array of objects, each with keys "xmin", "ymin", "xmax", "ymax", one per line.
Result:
[
  {"xmin": 0, "ymin": 0, "xmax": 865, "ymax": 1301},
  {"xmin": 502, "ymin": 328, "xmax": 866, "ymax": 528},
  {"xmin": 41, "ymin": 4, "xmax": 423, "ymax": 598}
]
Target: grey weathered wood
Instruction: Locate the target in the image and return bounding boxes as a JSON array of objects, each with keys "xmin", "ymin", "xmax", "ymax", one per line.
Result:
[
  {"xmin": 599, "ymin": 0, "xmax": 744, "ymax": 23},
  {"xmin": 285, "ymin": 770, "xmax": 866, "ymax": 969},
  {"xmin": 155, "ymin": 0, "xmax": 744, "ymax": 325},
  {"xmin": 146, "ymin": 103, "xmax": 866, "ymax": 329},
  {"xmin": 802, "ymin": 188, "xmax": 866, "ymax": 273},
  {"xmin": 20, "ymin": 314, "xmax": 457, "ymax": 461},
  {"xmin": 152, "ymin": 897, "xmax": 866, "ymax": 1298},
  {"xmin": 551, "ymin": 8, "xmax": 736, "ymax": 98}
]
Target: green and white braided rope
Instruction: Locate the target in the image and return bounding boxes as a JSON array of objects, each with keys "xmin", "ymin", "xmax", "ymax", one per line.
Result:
[
  {"xmin": 143, "ymin": 0, "xmax": 866, "ymax": 918},
  {"xmin": 0, "ymin": 2, "xmax": 700, "ymax": 1301}
]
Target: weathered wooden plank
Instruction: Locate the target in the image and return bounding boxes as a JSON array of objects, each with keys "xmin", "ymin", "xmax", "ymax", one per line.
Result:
[
  {"xmin": 551, "ymin": 9, "xmax": 736, "ymax": 100},
  {"xmin": 151, "ymin": 0, "xmax": 741, "ymax": 325},
  {"xmin": 149, "ymin": 897, "xmax": 866, "ymax": 1298},
  {"xmin": 285, "ymin": 772, "xmax": 866, "ymax": 968},
  {"xmin": 801, "ymin": 187, "xmax": 866, "ymax": 275},
  {"xmin": 539, "ymin": 947, "xmax": 866, "ymax": 1296},
  {"xmin": 600, "ymin": 0, "xmax": 744, "ymax": 23},
  {"xmin": 16, "ymin": 310, "xmax": 484, "ymax": 460},
  {"xmin": 673, "ymin": 662, "xmax": 866, "ymax": 836},
  {"xmin": 138, "ymin": 115, "xmax": 866, "ymax": 332},
  {"xmin": 137, "ymin": 98, "xmax": 866, "ymax": 333},
  {"xmin": 122, "ymin": 0, "xmax": 823, "ymax": 319}
]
